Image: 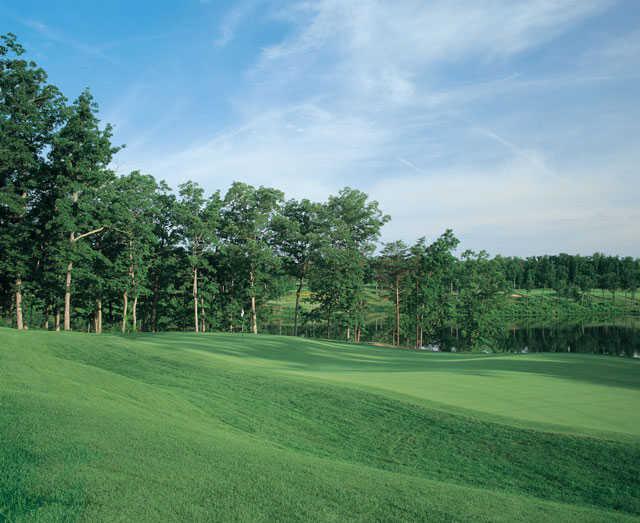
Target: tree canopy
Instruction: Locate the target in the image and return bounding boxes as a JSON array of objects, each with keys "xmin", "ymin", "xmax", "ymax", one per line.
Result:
[{"xmin": 2, "ymin": 34, "xmax": 638, "ymax": 351}]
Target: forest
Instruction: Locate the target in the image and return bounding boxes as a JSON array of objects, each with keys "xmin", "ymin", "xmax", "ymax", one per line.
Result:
[{"xmin": 2, "ymin": 33, "xmax": 639, "ymax": 350}]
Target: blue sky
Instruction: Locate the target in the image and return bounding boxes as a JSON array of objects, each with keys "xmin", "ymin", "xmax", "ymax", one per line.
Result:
[{"xmin": 2, "ymin": 0, "xmax": 639, "ymax": 255}]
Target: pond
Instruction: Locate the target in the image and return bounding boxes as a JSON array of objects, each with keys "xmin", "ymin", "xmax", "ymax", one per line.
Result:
[{"xmin": 439, "ymin": 319, "xmax": 640, "ymax": 357}]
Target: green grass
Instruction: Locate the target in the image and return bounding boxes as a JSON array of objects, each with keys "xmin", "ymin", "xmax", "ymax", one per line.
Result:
[{"xmin": 1, "ymin": 329, "xmax": 640, "ymax": 521}]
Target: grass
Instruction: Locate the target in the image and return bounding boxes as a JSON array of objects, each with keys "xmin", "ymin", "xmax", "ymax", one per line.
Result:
[{"xmin": 1, "ymin": 328, "xmax": 640, "ymax": 521}]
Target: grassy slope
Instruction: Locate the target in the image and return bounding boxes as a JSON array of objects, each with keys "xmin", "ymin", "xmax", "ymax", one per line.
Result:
[{"xmin": 1, "ymin": 329, "xmax": 639, "ymax": 522}]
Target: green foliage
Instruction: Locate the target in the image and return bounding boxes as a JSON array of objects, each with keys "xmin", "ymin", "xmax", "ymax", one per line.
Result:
[
  {"xmin": 454, "ymin": 250, "xmax": 510, "ymax": 349},
  {"xmin": 0, "ymin": 32, "xmax": 65, "ymax": 321},
  {"xmin": 405, "ymin": 230, "xmax": 460, "ymax": 348},
  {"xmin": 307, "ymin": 188, "xmax": 387, "ymax": 340},
  {"xmin": 1, "ymin": 33, "xmax": 639, "ymax": 348},
  {"xmin": 218, "ymin": 182, "xmax": 284, "ymax": 333}
]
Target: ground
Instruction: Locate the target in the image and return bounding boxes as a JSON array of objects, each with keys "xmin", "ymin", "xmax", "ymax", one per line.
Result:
[{"xmin": 1, "ymin": 328, "xmax": 639, "ymax": 521}]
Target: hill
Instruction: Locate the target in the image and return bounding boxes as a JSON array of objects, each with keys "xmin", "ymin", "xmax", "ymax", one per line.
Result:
[{"xmin": 1, "ymin": 329, "xmax": 639, "ymax": 521}]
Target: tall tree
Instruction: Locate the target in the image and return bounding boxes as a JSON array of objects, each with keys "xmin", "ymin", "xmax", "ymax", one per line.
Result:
[
  {"xmin": 376, "ymin": 241, "xmax": 409, "ymax": 346},
  {"xmin": 454, "ymin": 250, "xmax": 508, "ymax": 349},
  {"xmin": 0, "ymin": 33, "xmax": 64, "ymax": 329},
  {"xmin": 109, "ymin": 171, "xmax": 159, "ymax": 333},
  {"xmin": 146, "ymin": 181, "xmax": 180, "ymax": 332},
  {"xmin": 309, "ymin": 188, "xmax": 388, "ymax": 341},
  {"xmin": 47, "ymin": 89, "xmax": 120, "ymax": 330},
  {"xmin": 405, "ymin": 230, "xmax": 459, "ymax": 349},
  {"xmin": 271, "ymin": 198, "xmax": 325, "ymax": 336},
  {"xmin": 175, "ymin": 181, "xmax": 220, "ymax": 333},
  {"xmin": 220, "ymin": 182, "xmax": 284, "ymax": 334}
]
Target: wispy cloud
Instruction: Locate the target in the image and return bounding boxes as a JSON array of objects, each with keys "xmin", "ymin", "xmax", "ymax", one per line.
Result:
[
  {"xmin": 214, "ymin": 0, "xmax": 263, "ymax": 47},
  {"xmin": 112, "ymin": 0, "xmax": 639, "ymax": 255},
  {"xmin": 21, "ymin": 18, "xmax": 118, "ymax": 64},
  {"xmin": 471, "ymin": 126, "xmax": 552, "ymax": 174}
]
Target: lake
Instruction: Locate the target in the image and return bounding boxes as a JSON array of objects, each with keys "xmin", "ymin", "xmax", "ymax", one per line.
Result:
[{"xmin": 439, "ymin": 319, "xmax": 640, "ymax": 357}]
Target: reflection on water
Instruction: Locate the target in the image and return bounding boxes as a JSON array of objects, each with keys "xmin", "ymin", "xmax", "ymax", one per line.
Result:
[{"xmin": 440, "ymin": 320, "xmax": 640, "ymax": 358}]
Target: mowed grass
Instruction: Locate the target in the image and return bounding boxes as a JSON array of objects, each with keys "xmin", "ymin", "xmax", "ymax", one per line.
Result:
[{"xmin": 1, "ymin": 329, "xmax": 640, "ymax": 521}]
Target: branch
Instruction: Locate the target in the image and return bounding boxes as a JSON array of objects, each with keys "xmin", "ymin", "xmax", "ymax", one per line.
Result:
[{"xmin": 73, "ymin": 226, "xmax": 105, "ymax": 242}]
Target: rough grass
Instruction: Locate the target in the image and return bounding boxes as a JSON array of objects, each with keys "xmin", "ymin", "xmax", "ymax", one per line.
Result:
[{"xmin": 1, "ymin": 328, "xmax": 639, "ymax": 521}]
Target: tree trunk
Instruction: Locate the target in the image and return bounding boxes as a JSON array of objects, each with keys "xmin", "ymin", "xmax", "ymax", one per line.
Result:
[
  {"xmin": 64, "ymin": 193, "xmax": 79, "ymax": 332},
  {"xmin": 132, "ymin": 295, "xmax": 138, "ymax": 333},
  {"xmin": 193, "ymin": 266, "xmax": 199, "ymax": 333},
  {"xmin": 395, "ymin": 276, "xmax": 400, "ymax": 346},
  {"xmin": 346, "ymin": 325, "xmax": 351, "ymax": 342},
  {"xmin": 326, "ymin": 308, "xmax": 331, "ymax": 339},
  {"xmin": 122, "ymin": 291, "xmax": 128, "ymax": 334},
  {"xmin": 55, "ymin": 309, "xmax": 61, "ymax": 331},
  {"xmin": 95, "ymin": 299, "xmax": 102, "ymax": 334},
  {"xmin": 15, "ymin": 278, "xmax": 24, "ymax": 330},
  {"xmin": 200, "ymin": 296, "xmax": 206, "ymax": 333},
  {"xmin": 250, "ymin": 296, "xmax": 257, "ymax": 334},
  {"xmin": 62, "ymin": 216, "xmax": 105, "ymax": 332},
  {"xmin": 151, "ymin": 275, "xmax": 160, "ymax": 332},
  {"xmin": 415, "ymin": 279, "xmax": 420, "ymax": 349},
  {"xmin": 293, "ymin": 268, "xmax": 306, "ymax": 337},
  {"xmin": 64, "ymin": 260, "xmax": 73, "ymax": 331},
  {"xmin": 249, "ymin": 270, "xmax": 257, "ymax": 334}
]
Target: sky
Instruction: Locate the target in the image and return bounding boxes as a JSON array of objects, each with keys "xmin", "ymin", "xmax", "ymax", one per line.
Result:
[{"xmin": 2, "ymin": 0, "xmax": 639, "ymax": 256}]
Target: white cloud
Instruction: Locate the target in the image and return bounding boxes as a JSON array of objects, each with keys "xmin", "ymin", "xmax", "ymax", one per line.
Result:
[
  {"xmin": 130, "ymin": 103, "xmax": 387, "ymax": 200},
  {"xmin": 114, "ymin": 0, "xmax": 639, "ymax": 255},
  {"xmin": 214, "ymin": 0, "xmax": 263, "ymax": 47},
  {"xmin": 370, "ymin": 156, "xmax": 640, "ymax": 256}
]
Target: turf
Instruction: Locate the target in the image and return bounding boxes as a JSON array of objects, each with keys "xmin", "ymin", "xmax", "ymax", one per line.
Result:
[{"xmin": 1, "ymin": 328, "xmax": 639, "ymax": 521}]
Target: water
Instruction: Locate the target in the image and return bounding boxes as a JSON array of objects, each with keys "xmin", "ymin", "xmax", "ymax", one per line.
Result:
[
  {"xmin": 440, "ymin": 320, "xmax": 640, "ymax": 358},
  {"xmin": 499, "ymin": 323, "xmax": 640, "ymax": 358}
]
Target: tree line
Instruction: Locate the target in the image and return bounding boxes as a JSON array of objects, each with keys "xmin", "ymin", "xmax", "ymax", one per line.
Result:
[
  {"xmin": 493, "ymin": 254, "xmax": 639, "ymax": 300},
  {"xmin": 2, "ymin": 33, "xmax": 639, "ymax": 349}
]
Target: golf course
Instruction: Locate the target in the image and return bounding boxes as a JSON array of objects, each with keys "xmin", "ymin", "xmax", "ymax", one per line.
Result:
[{"xmin": 2, "ymin": 328, "xmax": 639, "ymax": 521}]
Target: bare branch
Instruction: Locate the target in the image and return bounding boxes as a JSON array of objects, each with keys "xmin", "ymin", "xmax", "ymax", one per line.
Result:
[{"xmin": 73, "ymin": 226, "xmax": 105, "ymax": 242}]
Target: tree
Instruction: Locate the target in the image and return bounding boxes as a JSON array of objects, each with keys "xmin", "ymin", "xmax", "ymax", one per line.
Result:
[
  {"xmin": 47, "ymin": 89, "xmax": 120, "ymax": 330},
  {"xmin": 376, "ymin": 241, "xmax": 409, "ymax": 346},
  {"xmin": 405, "ymin": 230, "xmax": 459, "ymax": 349},
  {"xmin": 109, "ymin": 171, "xmax": 159, "ymax": 333},
  {"xmin": 219, "ymin": 182, "xmax": 284, "ymax": 334},
  {"xmin": 271, "ymin": 198, "xmax": 325, "ymax": 336},
  {"xmin": 308, "ymin": 188, "xmax": 388, "ymax": 341},
  {"xmin": 454, "ymin": 250, "xmax": 508, "ymax": 349},
  {"xmin": 175, "ymin": 181, "xmax": 221, "ymax": 333},
  {"xmin": 309, "ymin": 245, "xmax": 365, "ymax": 340},
  {"xmin": 146, "ymin": 181, "xmax": 180, "ymax": 332},
  {"xmin": 0, "ymin": 33, "xmax": 64, "ymax": 329}
]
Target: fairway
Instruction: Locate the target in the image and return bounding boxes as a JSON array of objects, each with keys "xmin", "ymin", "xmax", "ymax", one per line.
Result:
[
  {"xmin": 167, "ymin": 333, "xmax": 640, "ymax": 438},
  {"xmin": 2, "ymin": 328, "xmax": 640, "ymax": 521}
]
